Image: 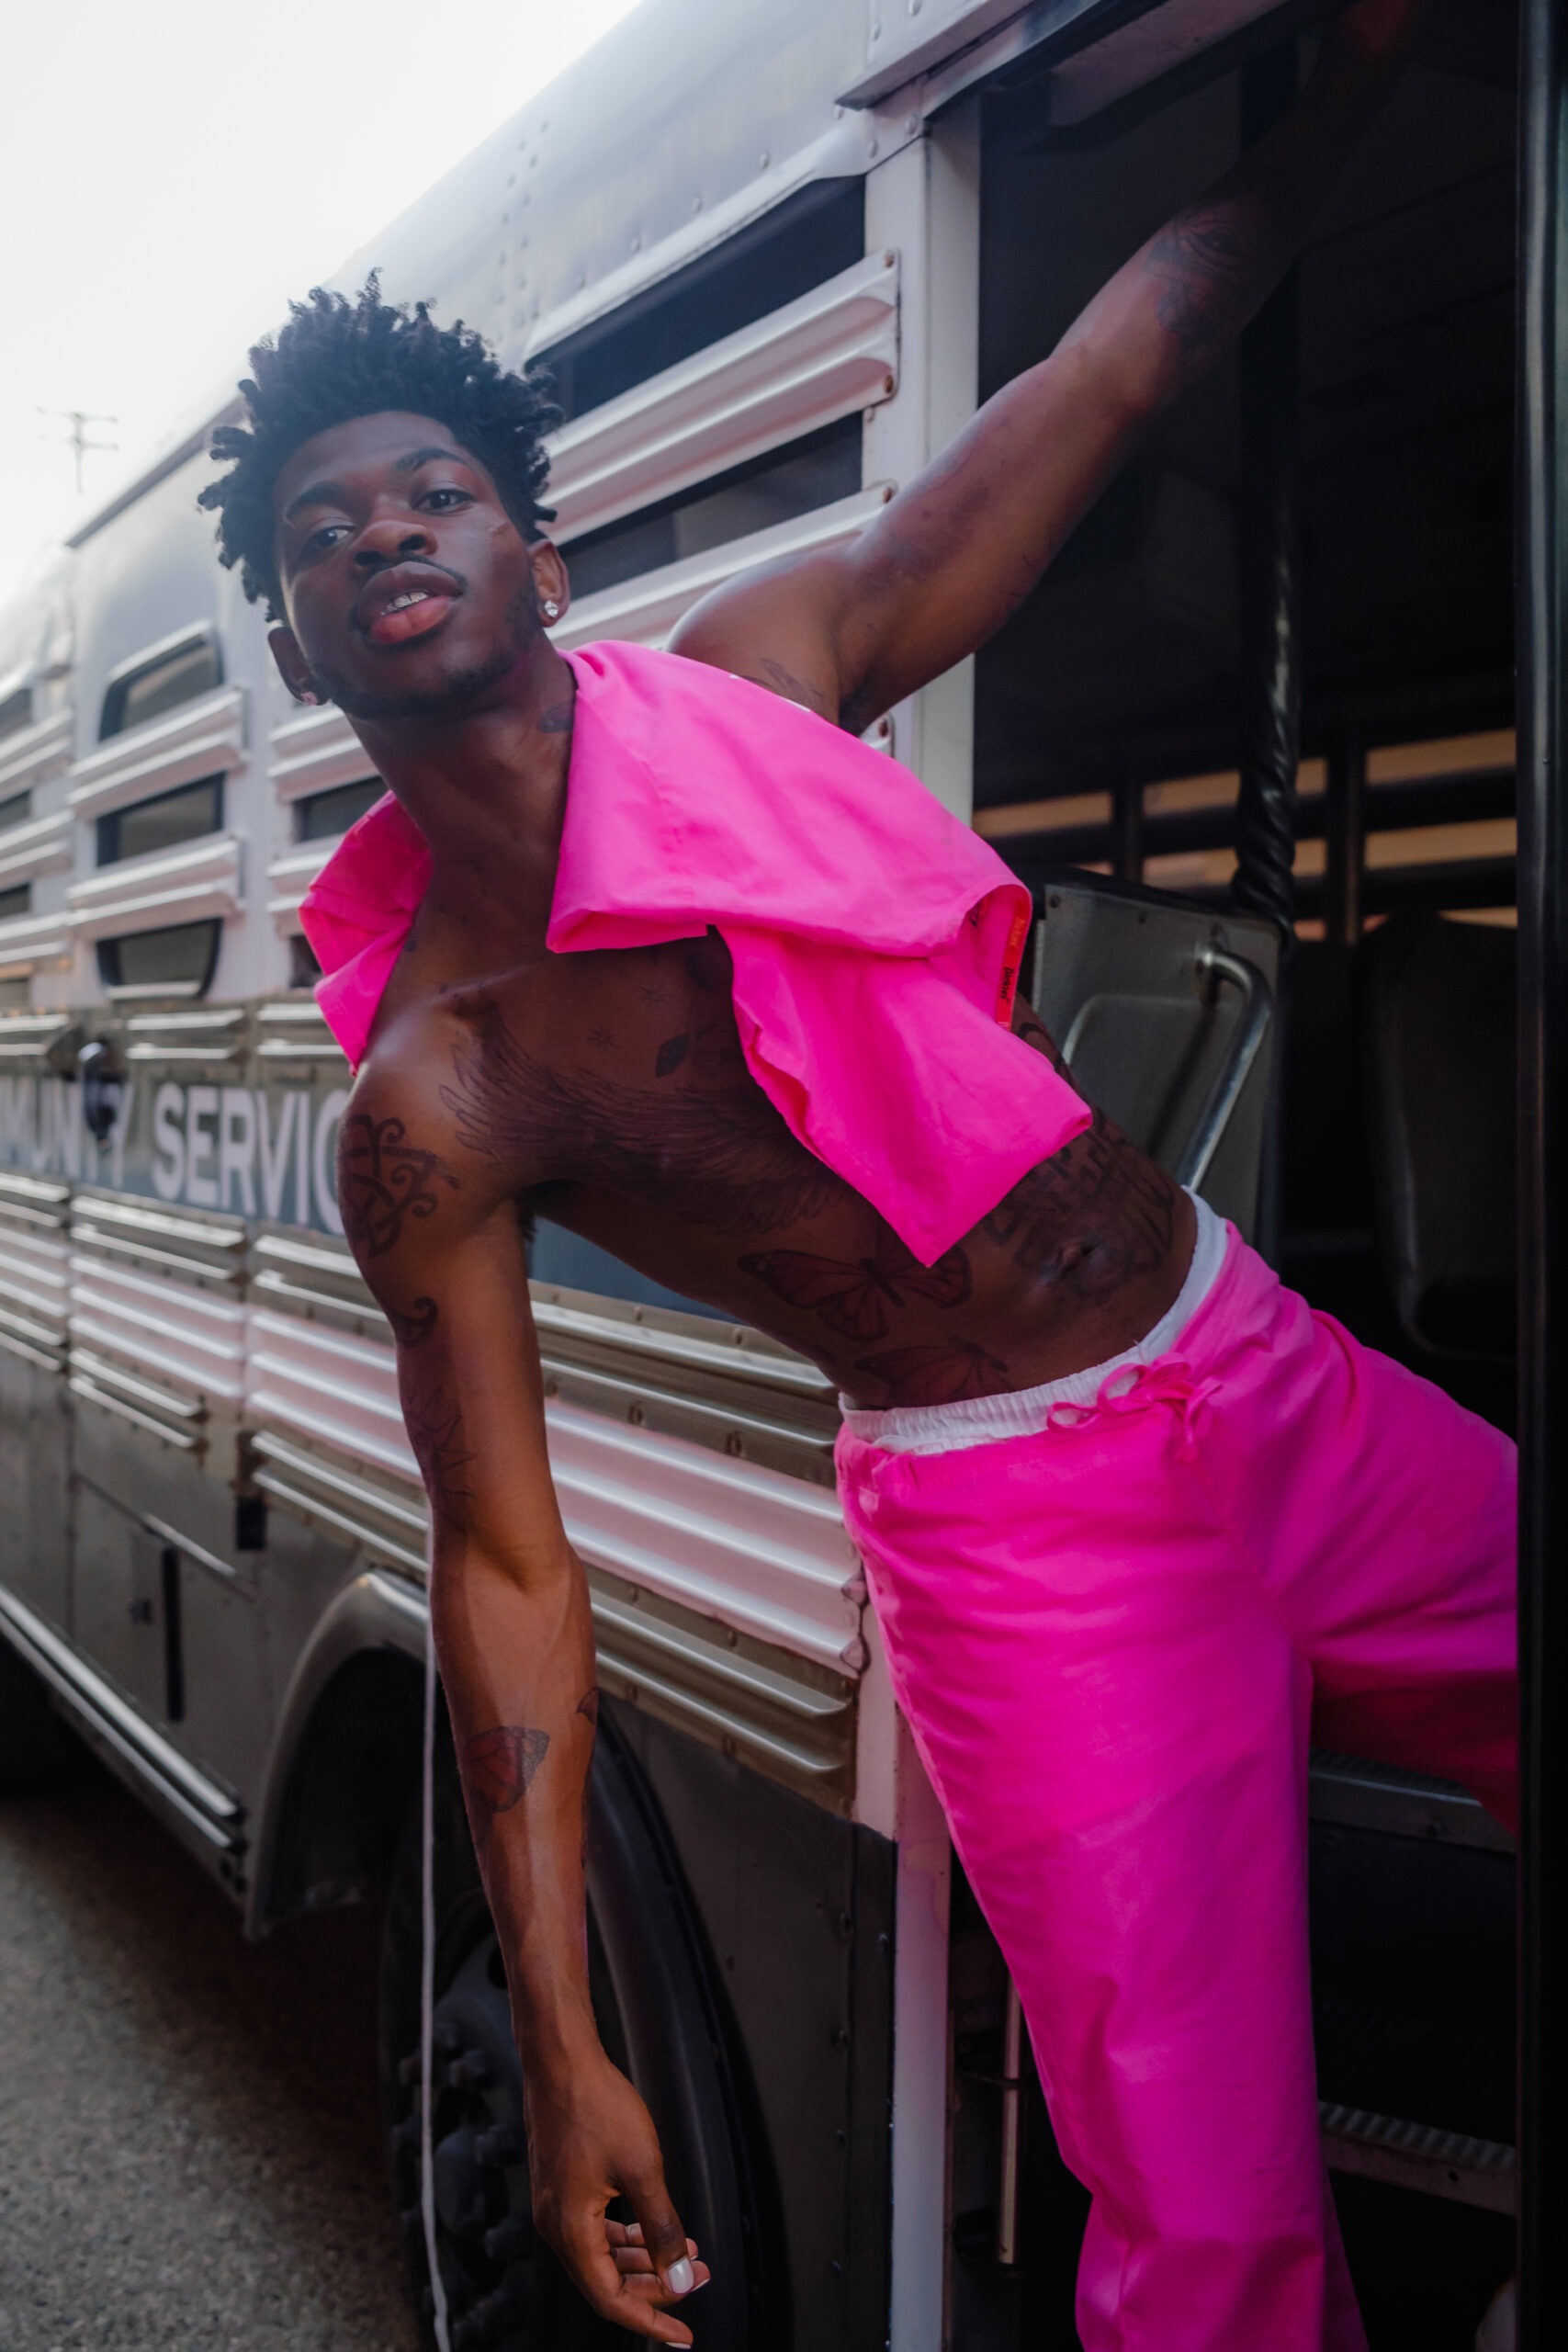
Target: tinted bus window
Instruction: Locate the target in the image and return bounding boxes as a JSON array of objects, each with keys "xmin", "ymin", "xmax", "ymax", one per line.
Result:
[
  {"xmin": 97, "ymin": 918, "xmax": 220, "ymax": 997},
  {"xmin": 99, "ymin": 634, "xmax": 221, "ymax": 740},
  {"xmin": 0, "ymin": 685, "xmax": 31, "ymax": 742},
  {"xmin": 296, "ymin": 778, "xmax": 382, "ymax": 841},
  {"xmin": 0, "ymin": 791, "xmax": 30, "ymax": 834},
  {"xmin": 0, "ymin": 884, "xmax": 31, "ymax": 922},
  {"xmin": 97, "ymin": 775, "xmax": 223, "ymax": 865}
]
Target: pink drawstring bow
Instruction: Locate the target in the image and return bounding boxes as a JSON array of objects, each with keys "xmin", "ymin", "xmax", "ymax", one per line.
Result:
[{"xmin": 1046, "ymin": 1359, "xmax": 1221, "ymax": 1461}]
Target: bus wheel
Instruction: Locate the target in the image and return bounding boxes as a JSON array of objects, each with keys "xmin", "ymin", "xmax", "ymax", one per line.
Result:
[
  {"xmin": 0, "ymin": 1637, "xmax": 70, "ymax": 1794},
  {"xmin": 379, "ymin": 1712, "xmax": 760, "ymax": 2349}
]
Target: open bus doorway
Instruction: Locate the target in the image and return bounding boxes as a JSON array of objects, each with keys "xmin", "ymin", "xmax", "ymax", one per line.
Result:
[{"xmin": 947, "ymin": 7, "xmax": 1521, "ymax": 2346}]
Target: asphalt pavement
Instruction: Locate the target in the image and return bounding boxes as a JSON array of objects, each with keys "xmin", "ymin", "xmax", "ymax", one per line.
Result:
[{"xmin": 0, "ymin": 1741, "xmax": 419, "ymax": 2351}]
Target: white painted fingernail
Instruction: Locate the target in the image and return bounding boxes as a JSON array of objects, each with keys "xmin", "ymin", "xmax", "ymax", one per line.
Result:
[{"xmin": 665, "ymin": 2256, "xmax": 695, "ymax": 2296}]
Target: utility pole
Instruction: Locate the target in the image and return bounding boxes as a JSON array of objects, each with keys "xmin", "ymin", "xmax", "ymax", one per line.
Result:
[{"xmin": 39, "ymin": 408, "xmax": 118, "ymax": 493}]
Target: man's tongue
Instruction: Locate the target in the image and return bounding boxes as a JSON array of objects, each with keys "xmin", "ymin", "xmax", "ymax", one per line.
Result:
[{"xmin": 367, "ymin": 592, "xmax": 454, "ymax": 645}]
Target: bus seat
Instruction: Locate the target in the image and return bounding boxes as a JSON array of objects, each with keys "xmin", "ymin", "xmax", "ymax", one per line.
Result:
[
  {"xmin": 1031, "ymin": 874, "xmax": 1280, "ymax": 1243},
  {"xmin": 1362, "ymin": 913, "xmax": 1516, "ymax": 1366}
]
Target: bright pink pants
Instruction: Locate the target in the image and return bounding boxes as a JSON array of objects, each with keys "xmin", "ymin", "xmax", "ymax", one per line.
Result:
[{"xmin": 836, "ymin": 1233, "xmax": 1517, "ymax": 2351}]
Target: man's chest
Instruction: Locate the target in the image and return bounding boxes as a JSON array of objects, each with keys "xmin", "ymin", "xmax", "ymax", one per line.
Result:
[{"xmin": 439, "ymin": 935, "xmax": 848, "ymax": 1238}]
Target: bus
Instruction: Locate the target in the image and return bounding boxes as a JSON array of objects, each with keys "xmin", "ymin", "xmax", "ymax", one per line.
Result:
[{"xmin": 0, "ymin": 0, "xmax": 1558, "ymax": 2343}]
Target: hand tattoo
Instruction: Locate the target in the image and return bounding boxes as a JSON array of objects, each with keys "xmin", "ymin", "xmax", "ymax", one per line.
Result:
[
  {"xmin": 340, "ymin": 1114, "xmax": 458, "ymax": 1258},
  {"xmin": 462, "ymin": 1724, "xmax": 550, "ymax": 1813}
]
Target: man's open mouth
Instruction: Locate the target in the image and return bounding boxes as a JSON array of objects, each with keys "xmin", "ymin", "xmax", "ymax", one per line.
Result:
[{"xmin": 357, "ymin": 563, "xmax": 463, "ymax": 647}]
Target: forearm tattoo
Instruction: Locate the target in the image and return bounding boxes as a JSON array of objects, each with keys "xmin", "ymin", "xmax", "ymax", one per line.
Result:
[
  {"xmin": 1143, "ymin": 176, "xmax": 1293, "ymax": 361},
  {"xmin": 442, "ymin": 996, "xmax": 848, "ymax": 1234},
  {"xmin": 401, "ymin": 1356, "xmax": 476, "ymax": 1527},
  {"xmin": 462, "ymin": 1724, "xmax": 551, "ymax": 1814}
]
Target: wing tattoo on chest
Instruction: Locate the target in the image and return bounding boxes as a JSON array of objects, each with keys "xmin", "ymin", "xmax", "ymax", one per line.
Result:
[{"xmin": 442, "ymin": 999, "xmax": 848, "ymax": 1237}]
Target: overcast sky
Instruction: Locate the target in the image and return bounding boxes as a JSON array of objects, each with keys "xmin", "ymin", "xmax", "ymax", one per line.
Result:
[{"xmin": 0, "ymin": 0, "xmax": 645, "ymax": 610}]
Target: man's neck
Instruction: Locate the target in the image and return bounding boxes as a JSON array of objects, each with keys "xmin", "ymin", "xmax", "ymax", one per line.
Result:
[{"xmin": 348, "ymin": 639, "xmax": 575, "ymax": 954}]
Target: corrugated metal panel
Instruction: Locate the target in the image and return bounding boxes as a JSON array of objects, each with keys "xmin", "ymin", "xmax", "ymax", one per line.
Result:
[
  {"xmin": 66, "ymin": 685, "xmax": 246, "ymax": 823},
  {"xmin": 246, "ymin": 1306, "xmax": 418, "ymax": 1479},
  {"xmin": 67, "ymin": 832, "xmax": 243, "ymax": 943},
  {"xmin": 547, "ymin": 1397, "xmax": 865, "ymax": 1671},
  {"xmin": 267, "ymin": 705, "xmax": 378, "ymax": 805},
  {"xmin": 547, "ymin": 251, "xmax": 897, "ymax": 544},
  {"xmin": 244, "ymin": 1299, "xmax": 864, "ymax": 1674},
  {"xmin": 69, "ymin": 1250, "xmax": 247, "ymax": 1402},
  {"xmin": 0, "ymin": 1222, "xmax": 69, "ymax": 1363},
  {"xmin": 0, "ymin": 809, "xmax": 72, "ymax": 892}
]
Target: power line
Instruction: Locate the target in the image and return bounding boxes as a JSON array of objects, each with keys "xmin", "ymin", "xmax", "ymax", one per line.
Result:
[{"xmin": 38, "ymin": 407, "xmax": 118, "ymax": 494}]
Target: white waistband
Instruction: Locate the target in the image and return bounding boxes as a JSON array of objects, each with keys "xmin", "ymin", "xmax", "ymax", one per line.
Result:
[{"xmin": 839, "ymin": 1190, "xmax": 1231, "ymax": 1457}]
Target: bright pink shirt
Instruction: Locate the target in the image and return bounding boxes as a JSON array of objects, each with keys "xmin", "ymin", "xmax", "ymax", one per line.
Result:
[{"xmin": 299, "ymin": 640, "xmax": 1089, "ymax": 1264}]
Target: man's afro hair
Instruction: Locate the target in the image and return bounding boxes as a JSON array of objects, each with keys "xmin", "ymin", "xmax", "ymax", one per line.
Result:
[{"xmin": 198, "ymin": 276, "xmax": 559, "ymax": 620}]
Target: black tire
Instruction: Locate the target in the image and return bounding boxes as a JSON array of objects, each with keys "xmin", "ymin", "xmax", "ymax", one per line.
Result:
[
  {"xmin": 0, "ymin": 1635, "xmax": 71, "ymax": 1794},
  {"xmin": 378, "ymin": 1706, "xmax": 768, "ymax": 2349}
]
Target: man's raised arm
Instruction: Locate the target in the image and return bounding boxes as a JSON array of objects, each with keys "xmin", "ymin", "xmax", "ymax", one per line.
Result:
[
  {"xmin": 671, "ymin": 0, "xmax": 1424, "ymax": 727},
  {"xmin": 336, "ymin": 1068, "xmax": 705, "ymax": 2345}
]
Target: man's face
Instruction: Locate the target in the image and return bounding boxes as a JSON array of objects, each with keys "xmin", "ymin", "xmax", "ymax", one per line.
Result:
[{"xmin": 268, "ymin": 411, "xmax": 562, "ymax": 722}]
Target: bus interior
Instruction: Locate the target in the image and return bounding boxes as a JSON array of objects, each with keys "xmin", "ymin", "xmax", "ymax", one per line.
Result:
[{"xmin": 944, "ymin": 6, "xmax": 1519, "ymax": 2344}]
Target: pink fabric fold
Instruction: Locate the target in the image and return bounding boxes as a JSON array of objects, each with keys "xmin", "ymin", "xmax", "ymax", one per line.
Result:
[{"xmin": 300, "ymin": 640, "xmax": 1089, "ymax": 1261}]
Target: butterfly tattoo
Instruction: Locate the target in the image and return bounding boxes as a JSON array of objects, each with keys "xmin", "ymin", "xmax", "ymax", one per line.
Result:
[
  {"xmin": 853, "ymin": 1338, "xmax": 1011, "ymax": 1406},
  {"xmin": 739, "ymin": 1230, "xmax": 971, "ymax": 1341}
]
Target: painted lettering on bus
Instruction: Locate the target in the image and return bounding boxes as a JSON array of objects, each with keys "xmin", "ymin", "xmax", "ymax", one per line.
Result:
[
  {"xmin": 0, "ymin": 1073, "xmax": 133, "ymax": 1187},
  {"xmin": 151, "ymin": 1082, "xmax": 348, "ymax": 1234}
]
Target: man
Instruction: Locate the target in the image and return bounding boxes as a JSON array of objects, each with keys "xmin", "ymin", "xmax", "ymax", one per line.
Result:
[{"xmin": 203, "ymin": 3, "xmax": 1514, "ymax": 2343}]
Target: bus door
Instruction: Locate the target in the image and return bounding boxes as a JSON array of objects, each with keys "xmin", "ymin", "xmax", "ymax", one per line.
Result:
[{"xmin": 915, "ymin": 4, "xmax": 1526, "ymax": 2342}]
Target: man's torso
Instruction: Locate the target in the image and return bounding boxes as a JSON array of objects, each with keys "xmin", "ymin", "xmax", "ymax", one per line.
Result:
[{"xmin": 366, "ymin": 921, "xmax": 1195, "ymax": 1408}]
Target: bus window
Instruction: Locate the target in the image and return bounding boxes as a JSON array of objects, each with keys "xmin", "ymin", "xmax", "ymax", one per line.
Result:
[
  {"xmin": 0, "ymin": 685, "xmax": 31, "ymax": 743},
  {"xmin": 537, "ymin": 176, "xmax": 864, "ymax": 423},
  {"xmin": 98, "ymin": 630, "xmax": 221, "ymax": 741},
  {"xmin": 0, "ymin": 790, "xmax": 31, "ymax": 834},
  {"xmin": 96, "ymin": 918, "xmax": 220, "ymax": 999},
  {"xmin": 295, "ymin": 778, "xmax": 382, "ymax": 842},
  {"xmin": 96, "ymin": 775, "xmax": 223, "ymax": 866},
  {"xmin": 564, "ymin": 413, "xmax": 863, "ymax": 600},
  {"xmin": 0, "ymin": 885, "xmax": 31, "ymax": 923}
]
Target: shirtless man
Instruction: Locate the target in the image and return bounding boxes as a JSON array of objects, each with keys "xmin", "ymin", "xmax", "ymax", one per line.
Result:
[{"xmin": 203, "ymin": 5, "xmax": 1517, "ymax": 2344}]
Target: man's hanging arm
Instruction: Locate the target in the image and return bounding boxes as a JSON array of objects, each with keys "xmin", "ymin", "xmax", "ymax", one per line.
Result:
[
  {"xmin": 671, "ymin": 0, "xmax": 1427, "ymax": 727},
  {"xmin": 336, "ymin": 1069, "xmax": 706, "ymax": 2344}
]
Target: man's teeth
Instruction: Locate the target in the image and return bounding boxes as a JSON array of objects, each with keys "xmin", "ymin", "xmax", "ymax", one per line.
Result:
[{"xmin": 385, "ymin": 591, "xmax": 431, "ymax": 613}]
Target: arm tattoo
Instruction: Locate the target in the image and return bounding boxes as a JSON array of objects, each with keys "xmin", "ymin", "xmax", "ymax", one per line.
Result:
[
  {"xmin": 576, "ymin": 1687, "xmax": 600, "ymax": 1728},
  {"xmin": 401, "ymin": 1358, "xmax": 476, "ymax": 1526},
  {"xmin": 340, "ymin": 1114, "xmax": 459, "ymax": 1257},
  {"xmin": 1143, "ymin": 182, "xmax": 1290, "ymax": 360},
  {"xmin": 388, "ymin": 1296, "xmax": 438, "ymax": 1349},
  {"xmin": 462, "ymin": 1724, "xmax": 551, "ymax": 1813},
  {"xmin": 442, "ymin": 999, "xmax": 848, "ymax": 1235}
]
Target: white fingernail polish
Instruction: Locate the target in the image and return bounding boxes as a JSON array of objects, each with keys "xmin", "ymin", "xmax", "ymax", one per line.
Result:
[{"xmin": 666, "ymin": 2256, "xmax": 694, "ymax": 2296}]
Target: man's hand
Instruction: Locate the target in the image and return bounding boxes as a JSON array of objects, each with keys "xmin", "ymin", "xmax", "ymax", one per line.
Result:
[{"xmin": 526, "ymin": 2050, "xmax": 709, "ymax": 2345}]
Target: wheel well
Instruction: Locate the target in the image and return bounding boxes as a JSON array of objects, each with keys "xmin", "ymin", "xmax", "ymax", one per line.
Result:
[{"xmin": 258, "ymin": 1647, "xmax": 423, "ymax": 1930}]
